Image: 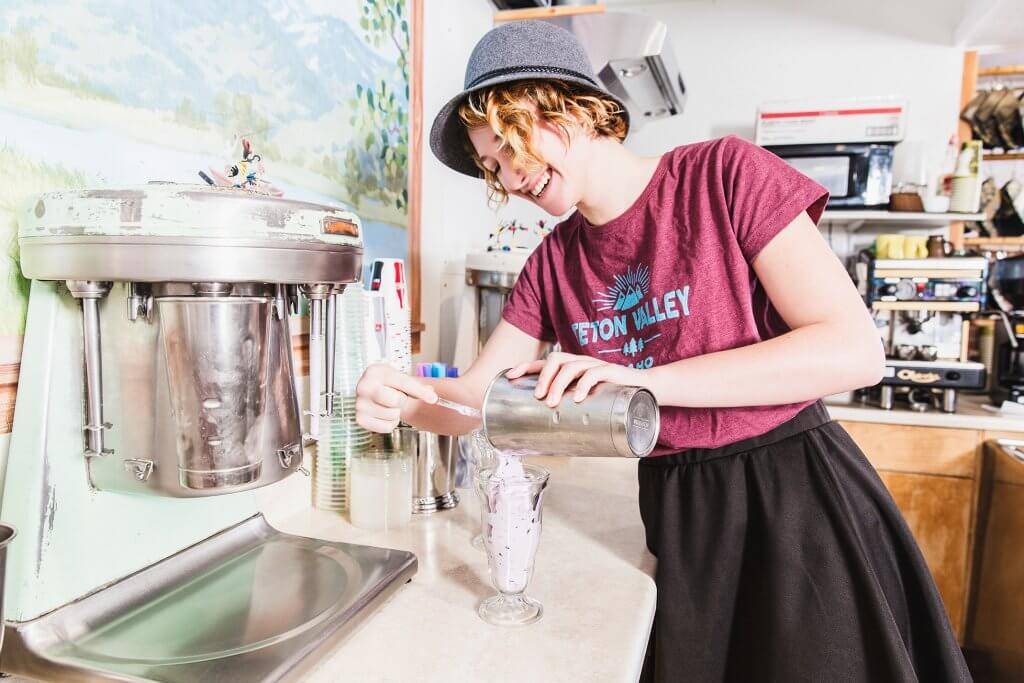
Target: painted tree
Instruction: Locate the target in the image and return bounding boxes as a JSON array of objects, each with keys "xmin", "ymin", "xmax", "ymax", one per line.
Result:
[{"xmin": 344, "ymin": 0, "xmax": 410, "ymax": 214}]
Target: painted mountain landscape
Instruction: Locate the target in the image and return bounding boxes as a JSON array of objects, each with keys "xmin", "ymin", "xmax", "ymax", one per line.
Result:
[{"xmin": 0, "ymin": 0, "xmax": 411, "ymax": 336}]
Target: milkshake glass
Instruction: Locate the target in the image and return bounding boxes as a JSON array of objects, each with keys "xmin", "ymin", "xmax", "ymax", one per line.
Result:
[
  {"xmin": 474, "ymin": 461, "xmax": 549, "ymax": 626},
  {"xmin": 469, "ymin": 430, "xmax": 497, "ymax": 551}
]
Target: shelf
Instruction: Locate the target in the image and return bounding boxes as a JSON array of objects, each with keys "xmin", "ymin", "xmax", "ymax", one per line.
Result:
[
  {"xmin": 963, "ymin": 236, "xmax": 1024, "ymax": 250},
  {"xmin": 494, "ymin": 4, "xmax": 604, "ymax": 22},
  {"xmin": 820, "ymin": 210, "xmax": 984, "ymax": 231},
  {"xmin": 978, "ymin": 65, "xmax": 1024, "ymax": 77},
  {"xmin": 984, "ymin": 152, "xmax": 1024, "ymax": 161}
]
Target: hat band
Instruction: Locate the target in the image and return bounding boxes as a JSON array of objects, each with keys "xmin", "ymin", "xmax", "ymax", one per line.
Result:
[{"xmin": 465, "ymin": 65, "xmax": 599, "ymax": 90}]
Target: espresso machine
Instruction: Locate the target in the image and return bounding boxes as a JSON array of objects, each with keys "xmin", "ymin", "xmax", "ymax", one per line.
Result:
[
  {"xmin": 0, "ymin": 185, "xmax": 416, "ymax": 681},
  {"xmin": 865, "ymin": 257, "xmax": 988, "ymax": 412}
]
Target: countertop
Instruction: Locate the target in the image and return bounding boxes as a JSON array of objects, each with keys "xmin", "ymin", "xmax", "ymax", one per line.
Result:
[
  {"xmin": 825, "ymin": 393, "xmax": 1024, "ymax": 432},
  {"xmin": 266, "ymin": 456, "xmax": 657, "ymax": 683}
]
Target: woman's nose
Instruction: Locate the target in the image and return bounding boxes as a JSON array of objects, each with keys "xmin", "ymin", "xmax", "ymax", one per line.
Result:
[{"xmin": 499, "ymin": 166, "xmax": 526, "ymax": 193}]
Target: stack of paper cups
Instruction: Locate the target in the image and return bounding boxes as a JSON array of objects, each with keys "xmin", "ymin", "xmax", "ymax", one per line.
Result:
[
  {"xmin": 370, "ymin": 258, "xmax": 412, "ymax": 374},
  {"xmin": 364, "ymin": 289, "xmax": 388, "ymax": 366},
  {"xmin": 312, "ymin": 286, "xmax": 374, "ymax": 512}
]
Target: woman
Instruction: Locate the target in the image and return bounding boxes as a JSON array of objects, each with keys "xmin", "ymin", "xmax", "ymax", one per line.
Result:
[{"xmin": 356, "ymin": 20, "xmax": 970, "ymax": 682}]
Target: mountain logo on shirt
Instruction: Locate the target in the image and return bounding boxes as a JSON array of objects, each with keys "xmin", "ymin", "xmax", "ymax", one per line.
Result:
[
  {"xmin": 572, "ymin": 262, "xmax": 690, "ymax": 370},
  {"xmin": 593, "ymin": 265, "xmax": 650, "ymax": 312}
]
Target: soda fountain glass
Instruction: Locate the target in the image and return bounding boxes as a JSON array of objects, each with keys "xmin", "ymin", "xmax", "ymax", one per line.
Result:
[
  {"xmin": 473, "ymin": 463, "xmax": 549, "ymax": 626},
  {"xmin": 469, "ymin": 430, "xmax": 496, "ymax": 551}
]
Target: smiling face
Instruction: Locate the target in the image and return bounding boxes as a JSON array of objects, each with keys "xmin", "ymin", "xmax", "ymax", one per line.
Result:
[
  {"xmin": 466, "ymin": 115, "xmax": 587, "ymax": 216},
  {"xmin": 456, "ymin": 80, "xmax": 627, "ymax": 213}
]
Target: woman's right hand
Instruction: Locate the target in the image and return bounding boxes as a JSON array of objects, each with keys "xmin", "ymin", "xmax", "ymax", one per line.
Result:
[{"xmin": 355, "ymin": 363, "xmax": 438, "ymax": 433}]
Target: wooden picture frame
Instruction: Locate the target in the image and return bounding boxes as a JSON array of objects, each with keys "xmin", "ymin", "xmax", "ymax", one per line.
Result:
[{"xmin": 409, "ymin": 0, "xmax": 425, "ymax": 352}]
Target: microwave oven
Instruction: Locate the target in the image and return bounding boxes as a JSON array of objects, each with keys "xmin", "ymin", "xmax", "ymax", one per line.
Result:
[{"xmin": 764, "ymin": 142, "xmax": 894, "ymax": 209}]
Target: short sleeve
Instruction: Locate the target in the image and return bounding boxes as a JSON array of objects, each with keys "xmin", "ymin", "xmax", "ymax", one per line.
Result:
[
  {"xmin": 719, "ymin": 135, "xmax": 829, "ymax": 261},
  {"xmin": 501, "ymin": 245, "xmax": 557, "ymax": 343}
]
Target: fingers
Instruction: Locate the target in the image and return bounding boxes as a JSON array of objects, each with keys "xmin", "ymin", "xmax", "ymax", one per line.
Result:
[
  {"xmin": 355, "ymin": 396, "xmax": 401, "ymax": 433},
  {"xmin": 390, "ymin": 373, "xmax": 438, "ymax": 404},
  {"xmin": 572, "ymin": 365, "xmax": 614, "ymax": 403},
  {"xmin": 544, "ymin": 358, "xmax": 604, "ymax": 407},
  {"xmin": 506, "ymin": 360, "xmax": 545, "ymax": 379},
  {"xmin": 534, "ymin": 352, "xmax": 572, "ymax": 398},
  {"xmin": 354, "ymin": 363, "xmax": 437, "ymax": 434},
  {"xmin": 374, "ymin": 384, "xmax": 405, "ymax": 409}
]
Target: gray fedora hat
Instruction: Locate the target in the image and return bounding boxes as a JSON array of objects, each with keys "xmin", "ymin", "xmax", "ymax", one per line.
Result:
[{"xmin": 428, "ymin": 20, "xmax": 630, "ymax": 178}]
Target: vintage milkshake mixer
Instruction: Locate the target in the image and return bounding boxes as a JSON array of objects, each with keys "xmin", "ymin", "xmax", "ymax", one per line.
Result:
[{"xmin": 0, "ymin": 184, "xmax": 416, "ymax": 681}]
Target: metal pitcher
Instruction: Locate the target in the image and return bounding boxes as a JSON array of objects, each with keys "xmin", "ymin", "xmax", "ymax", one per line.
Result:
[
  {"xmin": 482, "ymin": 370, "xmax": 660, "ymax": 457},
  {"xmin": 414, "ymin": 431, "xmax": 459, "ymax": 513}
]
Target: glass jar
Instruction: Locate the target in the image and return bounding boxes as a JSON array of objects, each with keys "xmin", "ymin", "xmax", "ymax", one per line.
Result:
[{"xmin": 349, "ymin": 443, "xmax": 414, "ymax": 531}]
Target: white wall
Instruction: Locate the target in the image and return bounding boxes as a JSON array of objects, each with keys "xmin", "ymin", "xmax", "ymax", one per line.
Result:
[
  {"xmin": 417, "ymin": 0, "xmax": 971, "ymax": 363},
  {"xmin": 419, "ymin": 0, "xmax": 553, "ymax": 364},
  {"xmin": 620, "ymin": 0, "xmax": 966, "ymax": 184}
]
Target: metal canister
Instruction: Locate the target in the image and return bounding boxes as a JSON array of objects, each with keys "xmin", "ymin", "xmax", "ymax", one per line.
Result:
[
  {"xmin": 389, "ymin": 427, "xmax": 460, "ymax": 514},
  {"xmin": 482, "ymin": 371, "xmax": 660, "ymax": 457}
]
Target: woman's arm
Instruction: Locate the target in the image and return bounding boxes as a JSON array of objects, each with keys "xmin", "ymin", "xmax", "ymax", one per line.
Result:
[
  {"xmin": 515, "ymin": 211, "xmax": 885, "ymax": 408},
  {"xmin": 644, "ymin": 210, "xmax": 884, "ymax": 406},
  {"xmin": 356, "ymin": 320, "xmax": 547, "ymax": 434}
]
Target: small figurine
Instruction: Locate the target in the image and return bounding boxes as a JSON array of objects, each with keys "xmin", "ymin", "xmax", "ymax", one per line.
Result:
[
  {"xmin": 226, "ymin": 139, "xmax": 263, "ymax": 189},
  {"xmin": 202, "ymin": 138, "xmax": 283, "ymax": 197}
]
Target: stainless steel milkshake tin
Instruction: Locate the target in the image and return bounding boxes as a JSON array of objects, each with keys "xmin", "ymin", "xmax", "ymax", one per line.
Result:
[{"xmin": 481, "ymin": 371, "xmax": 660, "ymax": 457}]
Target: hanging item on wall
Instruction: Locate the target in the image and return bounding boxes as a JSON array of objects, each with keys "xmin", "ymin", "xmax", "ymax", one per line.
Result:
[
  {"xmin": 961, "ymin": 80, "xmax": 1024, "ymax": 152},
  {"xmin": 994, "ymin": 179, "xmax": 1024, "ymax": 236}
]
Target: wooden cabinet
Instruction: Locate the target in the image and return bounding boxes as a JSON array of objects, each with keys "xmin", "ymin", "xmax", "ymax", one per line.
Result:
[
  {"xmin": 876, "ymin": 471, "xmax": 976, "ymax": 638},
  {"xmin": 837, "ymin": 421, "xmax": 984, "ymax": 642},
  {"xmin": 965, "ymin": 440, "xmax": 1024, "ymax": 681}
]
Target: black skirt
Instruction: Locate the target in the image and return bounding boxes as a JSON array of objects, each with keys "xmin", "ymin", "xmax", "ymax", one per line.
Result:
[{"xmin": 637, "ymin": 402, "xmax": 971, "ymax": 682}]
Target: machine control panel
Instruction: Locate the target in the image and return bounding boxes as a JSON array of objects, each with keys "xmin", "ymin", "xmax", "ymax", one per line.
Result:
[{"xmin": 865, "ymin": 257, "xmax": 988, "ymax": 312}]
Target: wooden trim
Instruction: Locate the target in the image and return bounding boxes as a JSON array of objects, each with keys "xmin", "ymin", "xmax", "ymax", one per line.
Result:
[
  {"xmin": 409, "ymin": 0, "xmax": 424, "ymax": 354},
  {"xmin": 978, "ymin": 64, "xmax": 1024, "ymax": 77},
  {"xmin": 494, "ymin": 4, "xmax": 605, "ymax": 22},
  {"xmin": 949, "ymin": 221, "xmax": 965, "ymax": 252},
  {"xmin": 959, "ymin": 51, "xmax": 978, "ymax": 145},
  {"xmin": 964, "ymin": 236, "xmax": 1024, "ymax": 249},
  {"xmin": 984, "ymin": 152, "xmax": 1024, "ymax": 161}
]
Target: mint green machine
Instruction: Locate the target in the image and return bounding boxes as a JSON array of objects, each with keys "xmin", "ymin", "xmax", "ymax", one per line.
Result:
[{"xmin": 0, "ymin": 185, "xmax": 416, "ymax": 681}]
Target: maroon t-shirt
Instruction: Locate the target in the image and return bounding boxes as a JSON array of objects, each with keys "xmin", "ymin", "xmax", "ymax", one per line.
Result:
[{"xmin": 502, "ymin": 135, "xmax": 829, "ymax": 453}]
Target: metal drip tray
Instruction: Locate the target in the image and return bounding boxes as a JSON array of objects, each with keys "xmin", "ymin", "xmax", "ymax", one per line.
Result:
[{"xmin": 1, "ymin": 515, "xmax": 416, "ymax": 682}]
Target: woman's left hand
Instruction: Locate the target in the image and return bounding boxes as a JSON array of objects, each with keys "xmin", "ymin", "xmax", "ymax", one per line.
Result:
[{"xmin": 507, "ymin": 352, "xmax": 647, "ymax": 407}]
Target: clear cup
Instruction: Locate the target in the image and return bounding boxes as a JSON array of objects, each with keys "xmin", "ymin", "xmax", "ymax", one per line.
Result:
[
  {"xmin": 349, "ymin": 446, "xmax": 414, "ymax": 531},
  {"xmin": 474, "ymin": 462, "xmax": 549, "ymax": 626}
]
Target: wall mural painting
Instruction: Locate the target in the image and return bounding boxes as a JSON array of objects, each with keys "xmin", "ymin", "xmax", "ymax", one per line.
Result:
[{"xmin": 0, "ymin": 0, "xmax": 413, "ymax": 436}]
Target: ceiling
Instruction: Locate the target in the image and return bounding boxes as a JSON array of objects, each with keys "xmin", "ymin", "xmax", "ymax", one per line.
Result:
[{"xmin": 601, "ymin": 0, "xmax": 1023, "ymax": 52}]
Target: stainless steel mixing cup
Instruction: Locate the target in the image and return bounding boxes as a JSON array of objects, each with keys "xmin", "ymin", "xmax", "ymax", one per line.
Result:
[
  {"xmin": 482, "ymin": 371, "xmax": 660, "ymax": 457},
  {"xmin": 414, "ymin": 431, "xmax": 460, "ymax": 513},
  {"xmin": 159, "ymin": 295, "xmax": 302, "ymax": 490}
]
